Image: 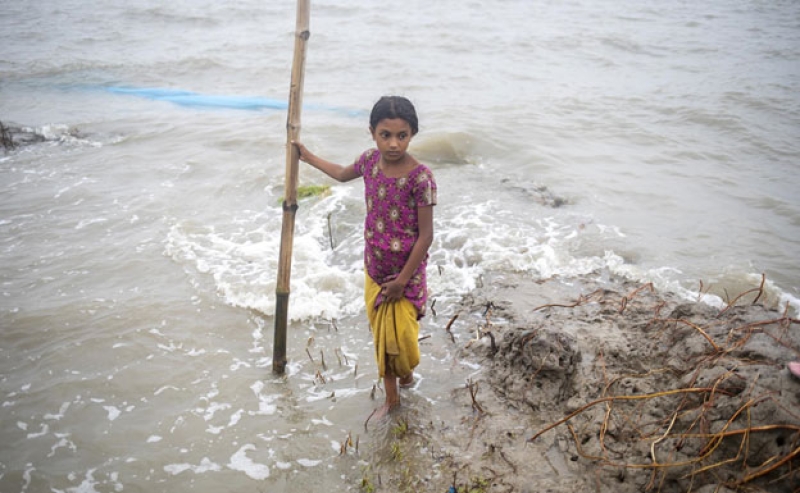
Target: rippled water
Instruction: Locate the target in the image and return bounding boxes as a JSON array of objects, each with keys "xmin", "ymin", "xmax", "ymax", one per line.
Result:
[{"xmin": 1, "ymin": 0, "xmax": 799, "ymax": 491}]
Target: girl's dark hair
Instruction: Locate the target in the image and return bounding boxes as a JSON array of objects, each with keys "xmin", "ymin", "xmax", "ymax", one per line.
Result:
[{"xmin": 369, "ymin": 96, "xmax": 419, "ymax": 135}]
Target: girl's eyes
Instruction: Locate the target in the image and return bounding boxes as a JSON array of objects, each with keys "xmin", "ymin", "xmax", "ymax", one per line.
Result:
[{"xmin": 380, "ymin": 132, "xmax": 408, "ymax": 140}]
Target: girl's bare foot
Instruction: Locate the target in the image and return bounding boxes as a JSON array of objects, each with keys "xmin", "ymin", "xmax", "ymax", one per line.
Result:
[
  {"xmin": 364, "ymin": 374, "xmax": 401, "ymax": 428},
  {"xmin": 372, "ymin": 401, "xmax": 399, "ymax": 421},
  {"xmin": 365, "ymin": 399, "xmax": 400, "ymax": 429}
]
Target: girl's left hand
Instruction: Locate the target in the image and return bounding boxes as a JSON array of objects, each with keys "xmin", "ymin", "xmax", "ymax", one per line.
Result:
[{"xmin": 381, "ymin": 279, "xmax": 406, "ymax": 302}]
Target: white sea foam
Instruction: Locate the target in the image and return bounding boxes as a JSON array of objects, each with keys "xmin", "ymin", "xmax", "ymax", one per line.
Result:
[
  {"xmin": 103, "ymin": 406, "xmax": 120, "ymax": 421},
  {"xmin": 164, "ymin": 187, "xmax": 364, "ymax": 321},
  {"xmin": 48, "ymin": 435, "xmax": 76, "ymax": 457},
  {"xmin": 249, "ymin": 381, "xmax": 278, "ymax": 415},
  {"xmin": 228, "ymin": 409, "xmax": 244, "ymax": 427},
  {"xmin": 75, "ymin": 218, "xmax": 107, "ymax": 230},
  {"xmin": 63, "ymin": 468, "xmax": 101, "ymax": 493},
  {"xmin": 154, "ymin": 385, "xmax": 181, "ymax": 395},
  {"xmin": 27, "ymin": 423, "xmax": 49, "ymax": 439},
  {"xmin": 228, "ymin": 444, "xmax": 269, "ymax": 480},
  {"xmin": 311, "ymin": 416, "xmax": 333, "ymax": 426},
  {"xmin": 297, "ymin": 458, "xmax": 321, "ymax": 467},
  {"xmin": 44, "ymin": 402, "xmax": 70, "ymax": 420},
  {"xmin": 198, "ymin": 401, "xmax": 230, "ymax": 421},
  {"xmin": 164, "ymin": 457, "xmax": 221, "ymax": 475},
  {"xmin": 304, "ymin": 386, "xmax": 368, "ymax": 403}
]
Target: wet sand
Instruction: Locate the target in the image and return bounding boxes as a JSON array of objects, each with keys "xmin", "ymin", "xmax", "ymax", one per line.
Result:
[{"xmin": 352, "ymin": 270, "xmax": 800, "ymax": 492}]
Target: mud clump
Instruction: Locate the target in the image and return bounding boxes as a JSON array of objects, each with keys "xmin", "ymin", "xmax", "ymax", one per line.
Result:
[
  {"xmin": 372, "ymin": 271, "xmax": 800, "ymax": 493},
  {"xmin": 491, "ymin": 328, "xmax": 581, "ymax": 412}
]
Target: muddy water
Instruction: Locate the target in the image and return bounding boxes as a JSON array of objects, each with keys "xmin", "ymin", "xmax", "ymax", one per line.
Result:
[{"xmin": 2, "ymin": 0, "xmax": 800, "ymax": 491}]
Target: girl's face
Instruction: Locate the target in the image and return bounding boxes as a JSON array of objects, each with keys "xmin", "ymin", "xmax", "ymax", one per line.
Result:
[{"xmin": 370, "ymin": 118, "xmax": 413, "ymax": 164}]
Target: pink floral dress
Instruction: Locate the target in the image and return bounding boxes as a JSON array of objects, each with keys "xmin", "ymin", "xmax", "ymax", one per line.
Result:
[{"xmin": 354, "ymin": 149, "xmax": 437, "ymax": 318}]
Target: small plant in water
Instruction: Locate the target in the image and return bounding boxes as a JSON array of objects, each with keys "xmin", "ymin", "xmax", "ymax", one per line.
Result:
[
  {"xmin": 360, "ymin": 477, "xmax": 375, "ymax": 493},
  {"xmin": 276, "ymin": 184, "xmax": 331, "ymax": 204},
  {"xmin": 454, "ymin": 475, "xmax": 490, "ymax": 493},
  {"xmin": 390, "ymin": 441, "xmax": 403, "ymax": 461},
  {"xmin": 392, "ymin": 419, "xmax": 408, "ymax": 438}
]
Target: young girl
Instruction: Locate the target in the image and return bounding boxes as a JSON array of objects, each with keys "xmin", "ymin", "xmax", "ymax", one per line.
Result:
[{"xmin": 292, "ymin": 96, "xmax": 436, "ymax": 418}]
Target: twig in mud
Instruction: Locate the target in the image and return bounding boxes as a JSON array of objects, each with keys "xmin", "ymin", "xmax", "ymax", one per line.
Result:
[
  {"xmin": 467, "ymin": 378, "xmax": 486, "ymax": 415},
  {"xmin": 520, "ymin": 352, "xmax": 557, "ymax": 394},
  {"xmin": 752, "ymin": 273, "xmax": 766, "ymax": 305},
  {"xmin": 418, "ymin": 334, "xmax": 431, "ymax": 342},
  {"xmin": 334, "ymin": 348, "xmax": 343, "ymax": 366},
  {"xmin": 650, "ymin": 412, "xmax": 679, "ymax": 466},
  {"xmin": 307, "ymin": 336, "xmax": 314, "ymax": 347},
  {"xmin": 306, "ymin": 348, "xmax": 315, "ymax": 364},
  {"xmin": 353, "ymin": 363, "xmax": 358, "ymax": 378},
  {"xmin": 479, "ymin": 330, "xmax": 497, "ymax": 354},
  {"xmin": 326, "ymin": 212, "xmax": 335, "ymax": 250},
  {"xmin": 445, "ymin": 313, "xmax": 458, "ymax": 343},
  {"xmin": 331, "ymin": 319, "xmax": 338, "ymax": 332},
  {"xmin": 338, "ymin": 431, "xmax": 354, "ymax": 456},
  {"xmin": 519, "ymin": 329, "xmax": 540, "ymax": 347},
  {"xmin": 320, "ymin": 350, "xmax": 327, "ymax": 370},
  {"xmin": 736, "ymin": 446, "xmax": 800, "ymax": 485},
  {"xmin": 648, "ymin": 301, "xmax": 667, "ymax": 327},
  {"xmin": 697, "ymin": 280, "xmax": 708, "ymax": 303},
  {"xmin": 598, "ymin": 401, "xmax": 613, "ymax": 456},
  {"xmin": 567, "ymin": 422, "xmax": 605, "ymax": 462},
  {"xmin": 314, "ymin": 370, "xmax": 326, "ymax": 384},
  {"xmin": 499, "ymin": 449, "xmax": 518, "ymax": 474},
  {"xmin": 532, "ymin": 289, "xmax": 605, "ymax": 312},
  {"xmin": 430, "ymin": 298, "xmax": 437, "ymax": 317},
  {"xmin": 718, "ymin": 274, "xmax": 767, "ymax": 316},
  {"xmin": 664, "ymin": 318, "xmax": 721, "ymax": 353},
  {"xmin": 483, "ymin": 301, "xmax": 495, "ymax": 317},
  {"xmin": 780, "ymin": 301, "xmax": 791, "ymax": 329},
  {"xmin": 619, "ymin": 283, "xmax": 654, "ymax": 314},
  {"xmin": 364, "ymin": 408, "xmax": 378, "ymax": 431}
]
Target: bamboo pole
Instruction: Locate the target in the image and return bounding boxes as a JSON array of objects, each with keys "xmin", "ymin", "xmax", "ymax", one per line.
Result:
[{"xmin": 273, "ymin": 0, "xmax": 310, "ymax": 375}]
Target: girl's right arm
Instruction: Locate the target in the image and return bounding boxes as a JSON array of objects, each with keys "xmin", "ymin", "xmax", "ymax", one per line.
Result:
[{"xmin": 292, "ymin": 141, "xmax": 360, "ymax": 183}]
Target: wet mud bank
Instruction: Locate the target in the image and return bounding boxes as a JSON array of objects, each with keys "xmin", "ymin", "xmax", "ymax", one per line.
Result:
[{"xmin": 355, "ymin": 270, "xmax": 800, "ymax": 493}]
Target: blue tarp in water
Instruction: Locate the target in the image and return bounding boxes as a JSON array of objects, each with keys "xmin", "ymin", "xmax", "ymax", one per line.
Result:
[
  {"xmin": 105, "ymin": 86, "xmax": 364, "ymax": 116},
  {"xmin": 106, "ymin": 87, "xmax": 288, "ymax": 111}
]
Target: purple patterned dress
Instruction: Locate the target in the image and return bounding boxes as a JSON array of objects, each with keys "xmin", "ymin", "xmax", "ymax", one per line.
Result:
[{"xmin": 354, "ymin": 149, "xmax": 437, "ymax": 319}]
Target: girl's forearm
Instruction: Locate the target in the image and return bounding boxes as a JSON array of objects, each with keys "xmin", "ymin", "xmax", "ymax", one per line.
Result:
[
  {"xmin": 304, "ymin": 154, "xmax": 347, "ymax": 181},
  {"xmin": 293, "ymin": 141, "xmax": 357, "ymax": 182}
]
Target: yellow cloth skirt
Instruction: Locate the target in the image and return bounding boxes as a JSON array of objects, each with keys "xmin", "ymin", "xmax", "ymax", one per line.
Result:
[{"xmin": 364, "ymin": 272, "xmax": 420, "ymax": 378}]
